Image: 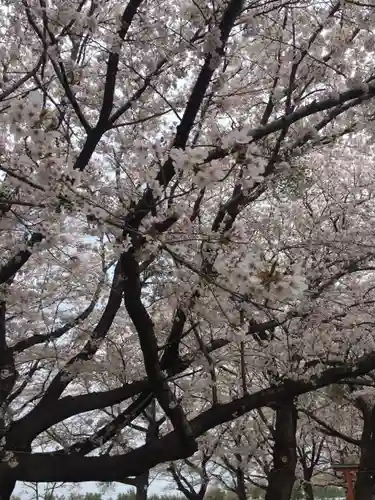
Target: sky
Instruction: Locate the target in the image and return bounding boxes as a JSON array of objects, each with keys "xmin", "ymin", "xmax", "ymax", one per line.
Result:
[{"xmin": 14, "ymin": 478, "xmax": 176, "ymax": 499}]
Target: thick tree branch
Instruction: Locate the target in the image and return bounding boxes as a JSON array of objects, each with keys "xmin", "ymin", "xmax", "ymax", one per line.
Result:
[
  {"xmin": 121, "ymin": 0, "xmax": 244, "ymax": 232},
  {"xmin": 7, "ymin": 380, "xmax": 148, "ymax": 444},
  {"xmin": 21, "ymin": 259, "xmax": 124, "ymax": 415},
  {"xmin": 0, "ymin": 233, "xmax": 43, "ymax": 286},
  {"xmin": 72, "ymin": 0, "xmax": 145, "ymax": 172},
  {"xmin": 300, "ymin": 409, "xmax": 360, "ymax": 446},
  {"xmin": 64, "ymin": 392, "xmax": 153, "ymax": 455},
  {"xmin": 0, "ymin": 55, "xmax": 44, "ymax": 102},
  {"xmin": 121, "ymin": 250, "xmax": 196, "ymax": 452},
  {"xmin": 8, "ymin": 316, "xmax": 282, "ymax": 442},
  {"xmin": 0, "ymin": 299, "xmax": 17, "ymax": 404},
  {"xmin": 12, "ymin": 272, "xmax": 105, "ymax": 353},
  {"xmin": 160, "ymin": 308, "xmax": 187, "ymax": 374},
  {"xmin": 21, "ymin": 0, "xmax": 91, "ymax": 133},
  {"xmin": 5, "ymin": 348, "xmax": 375, "ymax": 482},
  {"xmin": 97, "ymin": 0, "xmax": 145, "ymax": 124},
  {"xmin": 206, "ymin": 82, "xmax": 375, "ymax": 166}
]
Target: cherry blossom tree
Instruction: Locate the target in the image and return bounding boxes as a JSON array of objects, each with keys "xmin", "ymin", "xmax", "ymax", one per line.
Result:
[
  {"xmin": 3, "ymin": 0, "xmax": 375, "ymax": 499},
  {"xmin": 211, "ymin": 416, "xmax": 269, "ymax": 500},
  {"xmin": 303, "ymin": 385, "xmax": 375, "ymax": 500},
  {"xmin": 168, "ymin": 448, "xmax": 213, "ymax": 500}
]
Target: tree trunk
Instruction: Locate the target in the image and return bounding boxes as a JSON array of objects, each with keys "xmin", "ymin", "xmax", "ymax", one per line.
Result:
[
  {"xmin": 300, "ymin": 464, "xmax": 314, "ymax": 500},
  {"xmin": 134, "ymin": 400, "xmax": 161, "ymax": 500},
  {"xmin": 235, "ymin": 463, "xmax": 247, "ymax": 500},
  {"xmin": 265, "ymin": 400, "xmax": 297, "ymax": 500},
  {"xmin": 0, "ymin": 477, "xmax": 16, "ymax": 500},
  {"xmin": 302, "ymin": 480, "xmax": 314, "ymax": 500},
  {"xmin": 0, "ymin": 418, "xmax": 16, "ymax": 500},
  {"xmin": 1, "ymin": 295, "xmax": 18, "ymax": 500},
  {"xmin": 135, "ymin": 472, "xmax": 149, "ymax": 500},
  {"xmin": 355, "ymin": 402, "xmax": 375, "ymax": 500}
]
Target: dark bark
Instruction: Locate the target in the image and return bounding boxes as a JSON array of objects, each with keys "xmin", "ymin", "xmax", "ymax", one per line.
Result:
[
  {"xmin": 0, "ymin": 300, "xmax": 16, "ymax": 405},
  {"xmin": 302, "ymin": 479, "xmax": 314, "ymax": 500},
  {"xmin": 297, "ymin": 430, "xmax": 325, "ymax": 500},
  {"xmin": 0, "ymin": 232, "xmax": 43, "ymax": 286},
  {"xmin": 7, "ymin": 317, "xmax": 290, "ymax": 447},
  {"xmin": 121, "ymin": 250, "xmax": 196, "ymax": 452},
  {"xmin": 170, "ymin": 465, "xmax": 208, "ymax": 500},
  {"xmin": 301, "ymin": 409, "xmax": 360, "ymax": 447},
  {"xmin": 0, "ymin": 298, "xmax": 17, "ymax": 500},
  {"xmin": 355, "ymin": 401, "xmax": 375, "ymax": 500},
  {"xmin": 72, "ymin": 0, "xmax": 145, "ymax": 170},
  {"xmin": 234, "ymin": 461, "xmax": 247, "ymax": 500},
  {"xmin": 23, "ymin": 259, "xmax": 124, "ymax": 411},
  {"xmin": 207, "ymin": 82, "xmax": 375, "ymax": 166},
  {"xmin": 120, "ymin": 0, "xmax": 244, "ymax": 235},
  {"xmin": 2, "ymin": 345, "xmax": 375, "ymax": 483},
  {"xmin": 6, "ymin": 0, "xmax": 375, "ymax": 494},
  {"xmin": 135, "ymin": 401, "xmax": 160, "ymax": 500},
  {"xmin": 265, "ymin": 400, "xmax": 297, "ymax": 500},
  {"xmin": 135, "ymin": 475, "xmax": 149, "ymax": 500},
  {"xmin": 6, "ymin": 379, "xmax": 147, "ymax": 446},
  {"xmin": 97, "ymin": 0, "xmax": 145, "ymax": 124},
  {"xmin": 64, "ymin": 392, "xmax": 153, "ymax": 455},
  {"xmin": 155, "ymin": 0, "xmax": 244, "ymax": 186},
  {"xmin": 160, "ymin": 308, "xmax": 187, "ymax": 374},
  {"xmin": 12, "ymin": 275, "xmax": 104, "ymax": 353},
  {"xmin": 0, "ymin": 477, "xmax": 16, "ymax": 500},
  {"xmin": 299, "ymin": 453, "xmax": 316, "ymax": 500}
]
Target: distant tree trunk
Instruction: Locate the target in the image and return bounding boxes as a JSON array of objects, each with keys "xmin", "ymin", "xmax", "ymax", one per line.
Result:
[
  {"xmin": 265, "ymin": 400, "xmax": 297, "ymax": 500},
  {"xmin": 300, "ymin": 461, "xmax": 314, "ymax": 500},
  {"xmin": 134, "ymin": 400, "xmax": 160, "ymax": 500},
  {"xmin": 135, "ymin": 472, "xmax": 149, "ymax": 500},
  {"xmin": 234, "ymin": 461, "xmax": 247, "ymax": 500},
  {"xmin": 169, "ymin": 460, "xmax": 209, "ymax": 500},
  {"xmin": 354, "ymin": 401, "xmax": 375, "ymax": 500},
  {"xmin": 302, "ymin": 479, "xmax": 314, "ymax": 500}
]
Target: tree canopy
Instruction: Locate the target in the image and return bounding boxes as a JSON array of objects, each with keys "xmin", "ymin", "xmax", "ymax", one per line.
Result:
[{"xmin": 2, "ymin": 0, "xmax": 375, "ymax": 498}]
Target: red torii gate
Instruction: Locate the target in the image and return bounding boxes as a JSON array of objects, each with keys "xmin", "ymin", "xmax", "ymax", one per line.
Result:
[{"xmin": 332, "ymin": 463, "xmax": 359, "ymax": 500}]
